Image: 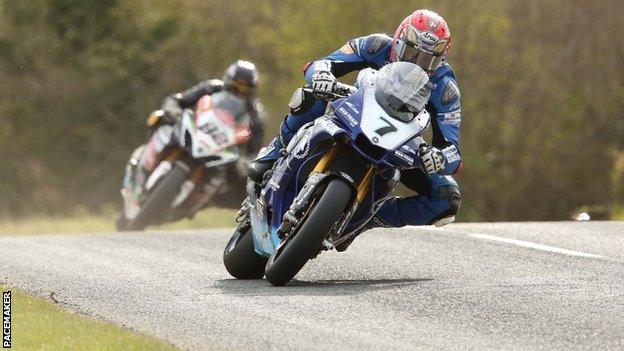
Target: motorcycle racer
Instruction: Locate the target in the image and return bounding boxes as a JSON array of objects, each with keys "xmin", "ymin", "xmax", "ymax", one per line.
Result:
[
  {"xmin": 126, "ymin": 60, "xmax": 265, "ymax": 218},
  {"xmin": 149, "ymin": 60, "xmax": 265, "ymax": 156},
  {"xmin": 249, "ymin": 10, "xmax": 462, "ymax": 250}
]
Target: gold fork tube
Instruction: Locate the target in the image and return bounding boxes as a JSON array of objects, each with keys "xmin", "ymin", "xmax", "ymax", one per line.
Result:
[{"xmin": 356, "ymin": 166, "xmax": 375, "ymax": 203}]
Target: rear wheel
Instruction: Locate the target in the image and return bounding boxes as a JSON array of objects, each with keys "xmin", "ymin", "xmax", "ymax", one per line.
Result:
[
  {"xmin": 223, "ymin": 221, "xmax": 268, "ymax": 279},
  {"xmin": 126, "ymin": 163, "xmax": 189, "ymax": 231},
  {"xmin": 265, "ymin": 179, "xmax": 352, "ymax": 286}
]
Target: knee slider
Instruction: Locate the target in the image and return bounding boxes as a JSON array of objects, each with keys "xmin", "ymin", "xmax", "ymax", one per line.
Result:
[
  {"xmin": 288, "ymin": 87, "xmax": 316, "ymax": 115},
  {"xmin": 437, "ymin": 185, "xmax": 461, "ymax": 215}
]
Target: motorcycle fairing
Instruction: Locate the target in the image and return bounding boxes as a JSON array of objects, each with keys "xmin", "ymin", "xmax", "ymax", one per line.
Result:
[
  {"xmin": 331, "ymin": 89, "xmax": 427, "ymax": 169},
  {"xmin": 250, "ymin": 86, "xmax": 430, "ymax": 257},
  {"xmin": 180, "ymin": 110, "xmax": 236, "ymax": 159},
  {"xmin": 250, "ymin": 117, "xmax": 347, "ymax": 256}
]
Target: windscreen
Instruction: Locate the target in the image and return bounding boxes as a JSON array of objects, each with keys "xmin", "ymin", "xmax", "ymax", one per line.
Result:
[
  {"xmin": 374, "ymin": 62, "xmax": 431, "ymax": 122},
  {"xmin": 210, "ymin": 91, "xmax": 249, "ymax": 123}
]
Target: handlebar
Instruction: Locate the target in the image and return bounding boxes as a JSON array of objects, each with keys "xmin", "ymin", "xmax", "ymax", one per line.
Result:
[
  {"xmin": 303, "ymin": 81, "xmax": 357, "ymax": 101},
  {"xmin": 334, "ymin": 82, "xmax": 357, "ymax": 96}
]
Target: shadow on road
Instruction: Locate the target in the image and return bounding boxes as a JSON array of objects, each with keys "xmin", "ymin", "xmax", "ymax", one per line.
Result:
[{"xmin": 213, "ymin": 277, "xmax": 433, "ymax": 296}]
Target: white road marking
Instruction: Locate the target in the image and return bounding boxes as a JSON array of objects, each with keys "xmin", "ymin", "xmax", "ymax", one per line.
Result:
[{"xmin": 468, "ymin": 233, "xmax": 605, "ymax": 259}]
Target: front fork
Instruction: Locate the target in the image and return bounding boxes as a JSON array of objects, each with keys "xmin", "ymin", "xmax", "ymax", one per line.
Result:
[
  {"xmin": 142, "ymin": 147, "xmax": 207, "ymax": 210},
  {"xmin": 277, "ymin": 146, "xmax": 377, "ymax": 245}
]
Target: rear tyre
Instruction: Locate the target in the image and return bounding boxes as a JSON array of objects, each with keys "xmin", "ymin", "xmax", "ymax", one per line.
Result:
[
  {"xmin": 126, "ymin": 163, "xmax": 188, "ymax": 231},
  {"xmin": 265, "ymin": 179, "xmax": 352, "ymax": 286},
  {"xmin": 223, "ymin": 222, "xmax": 268, "ymax": 279}
]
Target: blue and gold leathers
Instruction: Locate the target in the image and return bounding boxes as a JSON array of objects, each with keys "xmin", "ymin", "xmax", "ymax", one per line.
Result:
[{"xmin": 260, "ymin": 33, "xmax": 462, "ymax": 228}]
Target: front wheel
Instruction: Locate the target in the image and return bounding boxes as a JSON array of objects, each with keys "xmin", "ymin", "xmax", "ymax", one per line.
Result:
[
  {"xmin": 125, "ymin": 163, "xmax": 189, "ymax": 231},
  {"xmin": 265, "ymin": 179, "xmax": 352, "ymax": 286},
  {"xmin": 223, "ymin": 221, "xmax": 268, "ymax": 279}
]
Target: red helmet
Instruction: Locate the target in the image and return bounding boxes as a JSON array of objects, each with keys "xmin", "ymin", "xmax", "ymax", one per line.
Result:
[{"xmin": 391, "ymin": 9, "xmax": 451, "ymax": 73}]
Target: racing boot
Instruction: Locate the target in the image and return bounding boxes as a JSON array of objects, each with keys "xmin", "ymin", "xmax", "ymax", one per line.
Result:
[
  {"xmin": 248, "ymin": 119, "xmax": 296, "ymax": 183},
  {"xmin": 247, "ymin": 135, "xmax": 286, "ymax": 184}
]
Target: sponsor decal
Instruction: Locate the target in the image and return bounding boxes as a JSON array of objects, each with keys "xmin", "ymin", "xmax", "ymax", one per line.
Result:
[
  {"xmin": 401, "ymin": 144, "xmax": 416, "ymax": 154},
  {"xmin": 292, "ymin": 133, "xmax": 311, "ymax": 159},
  {"xmin": 418, "ymin": 31, "xmax": 439, "ymax": 45},
  {"xmin": 337, "ymin": 107, "xmax": 358, "ymax": 126},
  {"xmin": 3, "ymin": 291, "xmax": 10, "ymax": 348},
  {"xmin": 394, "ymin": 150, "xmax": 414, "ymax": 164},
  {"xmin": 441, "ymin": 80, "xmax": 460, "ymax": 105},
  {"xmin": 340, "ymin": 172, "xmax": 354, "ymax": 183},
  {"xmin": 449, "ymin": 100, "xmax": 461, "ymax": 111},
  {"xmin": 318, "ymin": 118, "xmax": 341, "ymax": 135},
  {"xmin": 443, "ymin": 145, "xmax": 461, "ymax": 163},
  {"xmin": 344, "ymin": 101, "xmax": 360, "ymax": 114},
  {"xmin": 441, "ymin": 110, "xmax": 461, "ymax": 125}
]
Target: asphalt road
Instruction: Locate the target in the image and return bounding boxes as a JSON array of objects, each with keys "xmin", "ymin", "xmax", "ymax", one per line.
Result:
[{"xmin": 1, "ymin": 222, "xmax": 624, "ymax": 350}]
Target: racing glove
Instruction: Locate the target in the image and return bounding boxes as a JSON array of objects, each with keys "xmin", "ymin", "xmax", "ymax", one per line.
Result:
[
  {"xmin": 160, "ymin": 97, "xmax": 184, "ymax": 121},
  {"xmin": 419, "ymin": 146, "xmax": 445, "ymax": 174},
  {"xmin": 311, "ymin": 70, "xmax": 336, "ymax": 96}
]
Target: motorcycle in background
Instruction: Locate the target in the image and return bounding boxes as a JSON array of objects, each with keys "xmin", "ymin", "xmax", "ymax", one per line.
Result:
[{"xmin": 117, "ymin": 91, "xmax": 251, "ymax": 231}]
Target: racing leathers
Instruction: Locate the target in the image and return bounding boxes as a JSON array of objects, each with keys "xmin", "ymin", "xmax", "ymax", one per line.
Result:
[
  {"xmin": 158, "ymin": 79, "xmax": 265, "ymax": 156},
  {"xmin": 254, "ymin": 33, "xmax": 462, "ymax": 230}
]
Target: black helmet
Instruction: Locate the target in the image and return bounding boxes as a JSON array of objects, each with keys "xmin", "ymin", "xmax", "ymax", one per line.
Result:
[{"xmin": 223, "ymin": 60, "xmax": 259, "ymax": 98}]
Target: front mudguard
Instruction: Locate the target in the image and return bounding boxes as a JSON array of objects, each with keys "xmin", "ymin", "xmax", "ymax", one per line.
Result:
[
  {"xmin": 121, "ymin": 145, "xmax": 147, "ymax": 219},
  {"xmin": 121, "ymin": 145, "xmax": 146, "ymax": 191}
]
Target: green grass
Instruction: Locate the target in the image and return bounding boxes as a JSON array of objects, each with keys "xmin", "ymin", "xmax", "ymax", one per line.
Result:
[
  {"xmin": 2, "ymin": 286, "xmax": 177, "ymax": 351},
  {"xmin": 0, "ymin": 208, "xmax": 237, "ymax": 236}
]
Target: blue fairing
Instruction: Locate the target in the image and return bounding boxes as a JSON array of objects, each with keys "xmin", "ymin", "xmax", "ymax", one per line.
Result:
[
  {"xmin": 331, "ymin": 90, "xmax": 422, "ymax": 169},
  {"xmin": 250, "ymin": 86, "xmax": 422, "ymax": 257},
  {"xmin": 251, "ymin": 118, "xmax": 348, "ymax": 256}
]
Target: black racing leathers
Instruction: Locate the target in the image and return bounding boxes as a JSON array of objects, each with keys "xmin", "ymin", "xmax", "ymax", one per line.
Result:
[{"xmin": 159, "ymin": 79, "xmax": 265, "ymax": 157}]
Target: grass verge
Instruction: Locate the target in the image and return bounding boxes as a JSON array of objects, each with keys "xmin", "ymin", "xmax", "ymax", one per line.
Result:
[
  {"xmin": 1, "ymin": 286, "xmax": 177, "ymax": 351},
  {"xmin": 0, "ymin": 207, "xmax": 237, "ymax": 236}
]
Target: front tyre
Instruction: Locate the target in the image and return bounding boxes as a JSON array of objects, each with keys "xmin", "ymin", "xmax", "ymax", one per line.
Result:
[
  {"xmin": 223, "ymin": 222, "xmax": 268, "ymax": 279},
  {"xmin": 116, "ymin": 214, "xmax": 130, "ymax": 231},
  {"xmin": 265, "ymin": 179, "xmax": 352, "ymax": 286},
  {"xmin": 126, "ymin": 163, "xmax": 188, "ymax": 231}
]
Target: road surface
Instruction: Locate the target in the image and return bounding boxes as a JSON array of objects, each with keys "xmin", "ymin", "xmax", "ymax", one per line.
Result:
[{"xmin": 1, "ymin": 222, "xmax": 623, "ymax": 350}]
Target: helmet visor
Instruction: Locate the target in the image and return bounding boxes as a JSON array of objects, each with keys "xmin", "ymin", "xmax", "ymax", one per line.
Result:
[
  {"xmin": 228, "ymin": 80, "xmax": 255, "ymax": 98},
  {"xmin": 399, "ymin": 43, "xmax": 444, "ymax": 72}
]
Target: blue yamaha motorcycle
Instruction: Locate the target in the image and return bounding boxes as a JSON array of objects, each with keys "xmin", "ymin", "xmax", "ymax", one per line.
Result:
[{"xmin": 223, "ymin": 62, "xmax": 432, "ymax": 286}]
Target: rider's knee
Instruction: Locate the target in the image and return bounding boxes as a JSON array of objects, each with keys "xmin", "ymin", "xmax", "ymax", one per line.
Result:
[
  {"xmin": 438, "ymin": 185, "xmax": 462, "ymax": 215},
  {"xmin": 288, "ymin": 87, "xmax": 317, "ymax": 116},
  {"xmin": 429, "ymin": 185, "xmax": 461, "ymax": 227}
]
